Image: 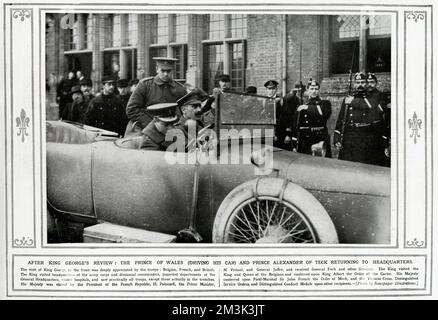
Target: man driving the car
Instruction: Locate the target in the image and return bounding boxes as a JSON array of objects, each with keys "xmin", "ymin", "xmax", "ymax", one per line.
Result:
[{"xmin": 139, "ymin": 103, "xmax": 180, "ymax": 151}]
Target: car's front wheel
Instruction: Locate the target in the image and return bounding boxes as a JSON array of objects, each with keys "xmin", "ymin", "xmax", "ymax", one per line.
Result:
[{"xmin": 212, "ymin": 178, "xmax": 338, "ymax": 244}]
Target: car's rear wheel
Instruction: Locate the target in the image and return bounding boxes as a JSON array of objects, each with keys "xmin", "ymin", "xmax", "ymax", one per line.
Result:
[{"xmin": 213, "ymin": 178, "xmax": 338, "ymax": 244}]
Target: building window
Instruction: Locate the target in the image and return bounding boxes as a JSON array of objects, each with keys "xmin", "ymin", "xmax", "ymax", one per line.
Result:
[
  {"xmin": 154, "ymin": 14, "xmax": 169, "ymax": 44},
  {"xmin": 64, "ymin": 14, "xmax": 93, "ymax": 51},
  {"xmin": 103, "ymin": 51, "xmax": 120, "ymax": 78},
  {"xmin": 123, "ymin": 49, "xmax": 137, "ymax": 80},
  {"xmin": 331, "ymin": 15, "xmax": 360, "ymax": 74},
  {"xmin": 203, "ymin": 14, "xmax": 247, "ymax": 93},
  {"xmin": 331, "ymin": 15, "xmax": 391, "ymax": 74},
  {"xmin": 66, "ymin": 14, "xmax": 78, "ymax": 50},
  {"xmin": 368, "ymin": 15, "xmax": 391, "ymax": 36},
  {"xmin": 230, "ymin": 42, "xmax": 244, "ymax": 92},
  {"xmin": 207, "ymin": 14, "xmax": 225, "ymax": 40},
  {"xmin": 105, "ymin": 14, "xmax": 121, "ymax": 48},
  {"xmin": 203, "ymin": 44, "xmax": 224, "ymax": 92},
  {"xmin": 173, "ymin": 14, "xmax": 188, "ymax": 43},
  {"xmin": 172, "ymin": 45, "xmax": 187, "ymax": 80},
  {"xmin": 230, "ymin": 14, "xmax": 247, "ymax": 38},
  {"xmin": 367, "ymin": 15, "xmax": 391, "ymax": 73},
  {"xmin": 127, "ymin": 14, "xmax": 138, "ymax": 47}
]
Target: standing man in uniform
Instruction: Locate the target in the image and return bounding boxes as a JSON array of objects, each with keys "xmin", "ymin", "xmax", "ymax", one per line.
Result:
[
  {"xmin": 291, "ymin": 79, "xmax": 332, "ymax": 157},
  {"xmin": 130, "ymin": 79, "xmax": 139, "ymax": 94},
  {"xmin": 125, "ymin": 57, "xmax": 186, "ymax": 137},
  {"xmin": 367, "ymin": 73, "xmax": 390, "ymax": 166},
  {"xmin": 271, "ymin": 80, "xmax": 301, "ymax": 150},
  {"xmin": 85, "ymin": 76, "xmax": 126, "ymax": 136},
  {"xmin": 264, "ymin": 80, "xmax": 283, "ymax": 148},
  {"xmin": 334, "ymin": 72, "xmax": 387, "ymax": 165}
]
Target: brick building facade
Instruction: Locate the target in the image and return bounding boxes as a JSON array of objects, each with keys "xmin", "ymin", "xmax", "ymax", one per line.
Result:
[{"xmin": 45, "ymin": 13, "xmax": 391, "ymax": 142}]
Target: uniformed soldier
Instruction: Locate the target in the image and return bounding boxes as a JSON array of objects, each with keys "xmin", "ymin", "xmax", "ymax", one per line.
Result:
[
  {"xmin": 334, "ymin": 72, "xmax": 387, "ymax": 165},
  {"xmin": 85, "ymin": 76, "xmax": 127, "ymax": 136},
  {"xmin": 68, "ymin": 85, "xmax": 88, "ymax": 124},
  {"xmin": 367, "ymin": 72, "xmax": 390, "ymax": 166},
  {"xmin": 272, "ymin": 80, "xmax": 301, "ymax": 150},
  {"xmin": 291, "ymin": 79, "xmax": 332, "ymax": 157},
  {"xmin": 175, "ymin": 88, "xmax": 209, "ymax": 140},
  {"xmin": 124, "ymin": 57, "xmax": 187, "ymax": 137},
  {"xmin": 79, "ymin": 78, "xmax": 94, "ymax": 104},
  {"xmin": 367, "ymin": 73, "xmax": 388, "ymax": 106},
  {"xmin": 139, "ymin": 103, "xmax": 180, "ymax": 151},
  {"xmin": 117, "ymin": 78, "xmax": 131, "ymax": 109},
  {"xmin": 129, "ymin": 79, "xmax": 139, "ymax": 94}
]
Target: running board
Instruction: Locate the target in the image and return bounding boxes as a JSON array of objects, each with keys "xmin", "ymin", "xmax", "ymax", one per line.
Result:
[{"xmin": 83, "ymin": 222, "xmax": 176, "ymax": 243}]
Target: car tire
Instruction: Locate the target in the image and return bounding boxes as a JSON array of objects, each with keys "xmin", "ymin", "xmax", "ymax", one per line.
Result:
[{"xmin": 212, "ymin": 177, "xmax": 338, "ymax": 244}]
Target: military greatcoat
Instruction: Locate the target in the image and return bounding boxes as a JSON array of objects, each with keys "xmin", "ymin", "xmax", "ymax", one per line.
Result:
[
  {"xmin": 125, "ymin": 75, "xmax": 186, "ymax": 136},
  {"xmin": 85, "ymin": 93, "xmax": 127, "ymax": 136},
  {"xmin": 292, "ymin": 97, "xmax": 332, "ymax": 157},
  {"xmin": 334, "ymin": 91, "xmax": 387, "ymax": 165}
]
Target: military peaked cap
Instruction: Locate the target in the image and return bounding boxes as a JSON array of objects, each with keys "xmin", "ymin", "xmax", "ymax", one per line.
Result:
[
  {"xmin": 101, "ymin": 75, "xmax": 116, "ymax": 84},
  {"xmin": 117, "ymin": 79, "xmax": 129, "ymax": 88},
  {"xmin": 70, "ymin": 85, "xmax": 82, "ymax": 95},
  {"xmin": 153, "ymin": 57, "xmax": 178, "ymax": 69},
  {"xmin": 177, "ymin": 88, "xmax": 209, "ymax": 107},
  {"xmin": 147, "ymin": 103, "xmax": 179, "ymax": 123},
  {"xmin": 264, "ymin": 80, "xmax": 279, "ymax": 88}
]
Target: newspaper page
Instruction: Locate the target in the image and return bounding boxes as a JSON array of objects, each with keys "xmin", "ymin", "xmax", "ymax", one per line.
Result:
[{"xmin": 0, "ymin": 0, "xmax": 437, "ymax": 302}]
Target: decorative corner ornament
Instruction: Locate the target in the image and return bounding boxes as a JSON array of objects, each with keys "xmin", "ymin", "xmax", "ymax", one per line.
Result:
[
  {"xmin": 16, "ymin": 109, "xmax": 30, "ymax": 142},
  {"xmin": 406, "ymin": 11, "xmax": 425, "ymax": 23},
  {"xmin": 406, "ymin": 238, "xmax": 425, "ymax": 248},
  {"xmin": 12, "ymin": 9, "xmax": 31, "ymax": 21},
  {"xmin": 408, "ymin": 112, "xmax": 422, "ymax": 144},
  {"xmin": 14, "ymin": 236, "xmax": 34, "ymax": 247}
]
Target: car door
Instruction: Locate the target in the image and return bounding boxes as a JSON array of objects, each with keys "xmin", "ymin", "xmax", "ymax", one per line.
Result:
[{"xmin": 91, "ymin": 141, "xmax": 212, "ymax": 237}]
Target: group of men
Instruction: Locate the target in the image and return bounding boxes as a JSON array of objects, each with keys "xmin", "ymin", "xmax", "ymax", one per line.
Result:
[
  {"xmin": 264, "ymin": 73, "xmax": 390, "ymax": 166},
  {"xmin": 56, "ymin": 70, "xmax": 140, "ymax": 136},
  {"xmin": 55, "ymin": 56, "xmax": 390, "ymax": 167}
]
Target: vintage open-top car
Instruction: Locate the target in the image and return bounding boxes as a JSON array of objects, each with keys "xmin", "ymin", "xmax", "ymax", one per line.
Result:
[{"xmin": 46, "ymin": 92, "xmax": 390, "ymax": 244}]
